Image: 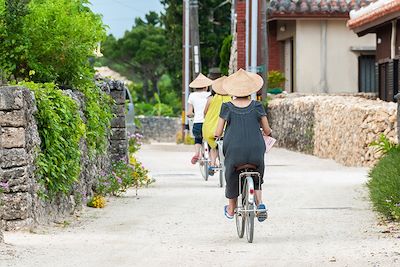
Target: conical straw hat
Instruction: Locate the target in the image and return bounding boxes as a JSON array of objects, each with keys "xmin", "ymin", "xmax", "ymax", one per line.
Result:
[
  {"xmin": 222, "ymin": 69, "xmax": 264, "ymax": 97},
  {"xmin": 189, "ymin": 73, "xmax": 213, "ymax": 88},
  {"xmin": 211, "ymin": 76, "xmax": 228, "ymax": 95}
]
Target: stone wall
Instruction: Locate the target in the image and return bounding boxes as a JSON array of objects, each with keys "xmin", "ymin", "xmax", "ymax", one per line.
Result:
[
  {"xmin": 268, "ymin": 95, "xmax": 398, "ymax": 167},
  {"xmin": 0, "ymin": 87, "xmax": 40, "ymax": 231},
  {"xmin": 137, "ymin": 116, "xmax": 181, "ymax": 143},
  {"xmin": 97, "ymin": 79, "xmax": 128, "ymax": 162},
  {"xmin": 0, "ymin": 81, "xmax": 128, "ymax": 235}
]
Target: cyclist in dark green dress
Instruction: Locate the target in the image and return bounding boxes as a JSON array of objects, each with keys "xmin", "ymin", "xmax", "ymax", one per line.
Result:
[{"xmin": 215, "ymin": 69, "xmax": 272, "ymax": 221}]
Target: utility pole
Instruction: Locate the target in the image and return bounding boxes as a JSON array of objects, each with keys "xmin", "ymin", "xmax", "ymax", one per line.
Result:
[
  {"xmin": 182, "ymin": 0, "xmax": 190, "ymax": 140},
  {"xmin": 250, "ymin": 0, "xmax": 258, "ymax": 100},
  {"xmin": 261, "ymin": 0, "xmax": 268, "ymax": 99},
  {"xmin": 190, "ymin": 0, "xmax": 201, "ymax": 79}
]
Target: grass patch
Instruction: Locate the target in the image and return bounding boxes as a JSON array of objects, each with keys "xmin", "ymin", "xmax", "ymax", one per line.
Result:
[{"xmin": 368, "ymin": 148, "xmax": 400, "ymax": 221}]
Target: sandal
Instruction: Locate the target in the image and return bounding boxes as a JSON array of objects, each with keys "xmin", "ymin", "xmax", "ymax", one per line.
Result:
[
  {"xmin": 208, "ymin": 166, "xmax": 215, "ymax": 176},
  {"xmin": 257, "ymin": 203, "xmax": 268, "ymax": 222},
  {"xmin": 191, "ymin": 155, "xmax": 199, "ymax": 164},
  {"xmin": 224, "ymin": 205, "xmax": 234, "ymax": 219}
]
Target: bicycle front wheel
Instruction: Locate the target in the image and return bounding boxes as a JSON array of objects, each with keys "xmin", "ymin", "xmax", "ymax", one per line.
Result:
[
  {"xmin": 235, "ymin": 203, "xmax": 245, "ymax": 238},
  {"xmin": 245, "ymin": 202, "xmax": 255, "ymax": 243},
  {"xmin": 219, "ymin": 168, "xmax": 224, "ymax": 188}
]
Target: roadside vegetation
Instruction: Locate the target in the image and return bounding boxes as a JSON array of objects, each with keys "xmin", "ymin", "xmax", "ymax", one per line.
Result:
[
  {"xmin": 369, "ymin": 134, "xmax": 400, "ymax": 221},
  {"xmin": 0, "ymin": 0, "xmax": 149, "ymax": 202},
  {"xmin": 98, "ymin": 0, "xmax": 232, "ymax": 117},
  {"xmin": 88, "ymin": 133, "xmax": 154, "ymax": 208}
]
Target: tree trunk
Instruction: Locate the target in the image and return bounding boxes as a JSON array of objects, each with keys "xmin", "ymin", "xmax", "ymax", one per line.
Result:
[
  {"xmin": 151, "ymin": 77, "xmax": 160, "ymax": 97},
  {"xmin": 142, "ymin": 80, "xmax": 149, "ymax": 102}
]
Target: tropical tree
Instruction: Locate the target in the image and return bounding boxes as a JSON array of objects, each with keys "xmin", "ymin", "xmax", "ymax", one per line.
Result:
[
  {"xmin": 102, "ymin": 12, "xmax": 167, "ymax": 101},
  {"xmin": 160, "ymin": 0, "xmax": 231, "ymax": 89}
]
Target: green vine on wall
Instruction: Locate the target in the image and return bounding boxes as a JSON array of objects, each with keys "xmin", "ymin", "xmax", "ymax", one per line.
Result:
[
  {"xmin": 20, "ymin": 82, "xmax": 85, "ymax": 197},
  {"xmin": 80, "ymin": 82, "xmax": 114, "ymax": 157}
]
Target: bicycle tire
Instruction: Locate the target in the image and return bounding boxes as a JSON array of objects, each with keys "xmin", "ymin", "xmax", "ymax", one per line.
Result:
[
  {"xmin": 219, "ymin": 168, "xmax": 224, "ymax": 187},
  {"xmin": 246, "ymin": 202, "xmax": 255, "ymax": 243},
  {"xmin": 199, "ymin": 146, "xmax": 209, "ymax": 181},
  {"xmin": 236, "ymin": 186, "xmax": 245, "ymax": 238},
  {"xmin": 245, "ymin": 177, "xmax": 255, "ymax": 243}
]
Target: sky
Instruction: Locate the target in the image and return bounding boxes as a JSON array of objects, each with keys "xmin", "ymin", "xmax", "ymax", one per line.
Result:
[{"xmin": 89, "ymin": 0, "xmax": 164, "ymax": 38}]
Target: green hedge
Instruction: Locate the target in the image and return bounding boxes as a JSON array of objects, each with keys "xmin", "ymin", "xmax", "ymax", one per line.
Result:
[
  {"xmin": 368, "ymin": 148, "xmax": 400, "ymax": 221},
  {"xmin": 21, "ymin": 82, "xmax": 85, "ymax": 197}
]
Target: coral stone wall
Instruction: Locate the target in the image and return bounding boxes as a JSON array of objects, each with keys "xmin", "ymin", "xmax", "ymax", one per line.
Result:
[
  {"xmin": 0, "ymin": 81, "xmax": 128, "ymax": 234},
  {"xmin": 0, "ymin": 87, "xmax": 40, "ymax": 232},
  {"xmin": 137, "ymin": 116, "xmax": 181, "ymax": 143},
  {"xmin": 268, "ymin": 95, "xmax": 398, "ymax": 167}
]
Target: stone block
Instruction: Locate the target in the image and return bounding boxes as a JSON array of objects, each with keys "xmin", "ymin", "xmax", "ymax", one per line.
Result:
[
  {"xmin": 110, "ymin": 128, "xmax": 127, "ymax": 140},
  {"xmin": 4, "ymin": 218, "xmax": 34, "ymax": 231},
  {"xmin": 0, "ymin": 148, "xmax": 28, "ymax": 168},
  {"xmin": 111, "ymin": 116, "xmax": 126, "ymax": 128},
  {"xmin": 110, "ymin": 139, "xmax": 128, "ymax": 156},
  {"xmin": 0, "ymin": 87, "xmax": 24, "ymax": 111},
  {"xmin": 110, "ymin": 89, "xmax": 126, "ymax": 104},
  {"xmin": 112, "ymin": 104, "xmax": 125, "ymax": 116},
  {"xmin": 0, "ymin": 110, "xmax": 26, "ymax": 127},
  {"xmin": 0, "ymin": 127, "xmax": 25, "ymax": 148},
  {"xmin": 110, "ymin": 80, "xmax": 126, "ymax": 91},
  {"xmin": 0, "ymin": 167, "xmax": 29, "ymax": 192},
  {"xmin": 1, "ymin": 192, "xmax": 32, "ymax": 220}
]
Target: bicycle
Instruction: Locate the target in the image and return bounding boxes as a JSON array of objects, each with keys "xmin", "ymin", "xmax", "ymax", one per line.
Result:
[
  {"xmin": 234, "ymin": 164, "xmax": 266, "ymax": 243},
  {"xmin": 215, "ymin": 138, "xmax": 225, "ymax": 188},
  {"xmin": 198, "ymin": 140, "xmax": 210, "ymax": 181}
]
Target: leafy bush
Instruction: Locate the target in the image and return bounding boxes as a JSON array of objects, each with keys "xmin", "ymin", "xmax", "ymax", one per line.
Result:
[
  {"xmin": 219, "ymin": 35, "xmax": 232, "ymax": 75},
  {"xmin": 21, "ymin": 82, "xmax": 85, "ymax": 197},
  {"xmin": 176, "ymin": 131, "xmax": 195, "ymax": 145},
  {"xmin": 0, "ymin": 0, "xmax": 106, "ymax": 86},
  {"xmin": 94, "ymin": 157, "xmax": 153, "ymax": 198},
  {"xmin": 80, "ymin": 83, "xmax": 114, "ymax": 157},
  {"xmin": 87, "ymin": 195, "xmax": 106, "ymax": 208},
  {"xmin": 370, "ymin": 133, "xmax": 399, "ymax": 155},
  {"xmin": 129, "ymin": 133, "xmax": 143, "ymax": 154},
  {"xmin": 268, "ymin": 70, "xmax": 285, "ymax": 89},
  {"xmin": 135, "ymin": 102, "xmax": 154, "ymax": 116},
  {"xmin": 368, "ymin": 147, "xmax": 400, "ymax": 221}
]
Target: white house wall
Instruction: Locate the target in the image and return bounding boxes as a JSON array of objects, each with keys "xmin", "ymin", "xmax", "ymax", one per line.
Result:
[
  {"xmin": 295, "ymin": 20, "xmax": 376, "ymax": 93},
  {"xmin": 296, "ymin": 20, "xmax": 322, "ymax": 93}
]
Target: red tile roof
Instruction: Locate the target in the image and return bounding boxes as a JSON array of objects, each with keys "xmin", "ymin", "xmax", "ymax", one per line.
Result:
[
  {"xmin": 347, "ymin": 0, "xmax": 400, "ymax": 29},
  {"xmin": 268, "ymin": 0, "xmax": 374, "ymax": 18}
]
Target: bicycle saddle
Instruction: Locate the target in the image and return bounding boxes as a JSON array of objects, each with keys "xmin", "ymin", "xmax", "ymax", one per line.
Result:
[{"xmin": 235, "ymin": 164, "xmax": 257, "ymax": 171}]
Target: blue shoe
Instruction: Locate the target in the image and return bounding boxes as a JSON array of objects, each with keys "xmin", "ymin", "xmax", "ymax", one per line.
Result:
[
  {"xmin": 257, "ymin": 203, "xmax": 268, "ymax": 222},
  {"xmin": 208, "ymin": 166, "xmax": 215, "ymax": 176},
  {"xmin": 224, "ymin": 205, "xmax": 234, "ymax": 219}
]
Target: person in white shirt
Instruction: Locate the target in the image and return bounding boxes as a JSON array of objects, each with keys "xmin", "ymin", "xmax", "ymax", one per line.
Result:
[{"xmin": 186, "ymin": 73, "xmax": 213, "ymax": 164}]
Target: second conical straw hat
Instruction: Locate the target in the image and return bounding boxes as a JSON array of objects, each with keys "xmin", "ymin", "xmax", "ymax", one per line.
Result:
[
  {"xmin": 189, "ymin": 73, "xmax": 213, "ymax": 88},
  {"xmin": 211, "ymin": 76, "xmax": 228, "ymax": 95},
  {"xmin": 222, "ymin": 69, "xmax": 264, "ymax": 97}
]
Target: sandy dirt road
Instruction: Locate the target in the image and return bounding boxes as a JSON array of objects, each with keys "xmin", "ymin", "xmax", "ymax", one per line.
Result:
[{"xmin": 1, "ymin": 144, "xmax": 399, "ymax": 267}]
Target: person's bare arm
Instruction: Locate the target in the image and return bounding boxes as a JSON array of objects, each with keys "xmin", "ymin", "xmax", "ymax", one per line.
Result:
[
  {"xmin": 214, "ymin": 117, "xmax": 226, "ymax": 137},
  {"xmin": 204, "ymin": 97, "xmax": 212, "ymax": 116},
  {"xmin": 260, "ymin": 116, "xmax": 272, "ymax": 136},
  {"xmin": 187, "ymin": 103, "xmax": 194, "ymax": 118}
]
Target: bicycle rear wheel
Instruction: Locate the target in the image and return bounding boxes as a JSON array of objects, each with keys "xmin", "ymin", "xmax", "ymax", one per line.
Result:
[
  {"xmin": 218, "ymin": 168, "xmax": 224, "ymax": 188},
  {"xmin": 199, "ymin": 146, "xmax": 209, "ymax": 181}
]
